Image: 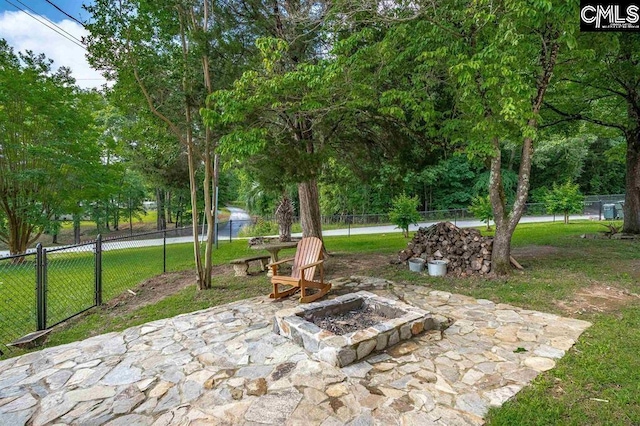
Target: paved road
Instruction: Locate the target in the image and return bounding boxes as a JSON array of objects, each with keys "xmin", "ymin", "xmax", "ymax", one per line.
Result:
[
  {"xmin": 216, "ymin": 206, "xmax": 252, "ymax": 240},
  {"xmin": 0, "ymin": 207, "xmax": 254, "ymax": 258},
  {"xmin": 292, "ymin": 214, "xmax": 596, "ymax": 237}
]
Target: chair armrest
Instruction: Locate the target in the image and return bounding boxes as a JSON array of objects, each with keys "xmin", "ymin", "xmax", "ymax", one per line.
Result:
[
  {"xmin": 300, "ymin": 260, "xmax": 324, "ymax": 270},
  {"xmin": 267, "ymin": 258, "xmax": 295, "ymax": 268}
]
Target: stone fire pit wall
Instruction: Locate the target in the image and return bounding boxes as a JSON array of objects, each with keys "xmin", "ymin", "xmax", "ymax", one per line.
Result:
[{"xmin": 273, "ymin": 291, "xmax": 451, "ymax": 367}]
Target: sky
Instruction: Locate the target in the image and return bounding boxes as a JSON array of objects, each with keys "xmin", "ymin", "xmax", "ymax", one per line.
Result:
[{"xmin": 0, "ymin": 0, "xmax": 106, "ymax": 89}]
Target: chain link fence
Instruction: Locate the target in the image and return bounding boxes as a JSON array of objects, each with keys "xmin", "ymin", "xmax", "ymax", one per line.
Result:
[
  {"xmin": 45, "ymin": 243, "xmax": 96, "ymax": 329},
  {"xmin": 0, "ymin": 222, "xmax": 243, "ymax": 356},
  {"xmin": 0, "ymin": 253, "xmax": 37, "ymax": 356},
  {"xmin": 258, "ymin": 200, "xmax": 608, "ymax": 231}
]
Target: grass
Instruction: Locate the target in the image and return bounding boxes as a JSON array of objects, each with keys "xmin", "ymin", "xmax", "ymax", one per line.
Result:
[
  {"xmin": 487, "ymin": 307, "xmax": 640, "ymax": 425},
  {"xmin": 0, "ymin": 237, "xmax": 261, "ymax": 354},
  {"xmin": 1, "ymin": 220, "xmax": 639, "ymax": 424},
  {"xmin": 46, "ymin": 274, "xmax": 270, "ymax": 348}
]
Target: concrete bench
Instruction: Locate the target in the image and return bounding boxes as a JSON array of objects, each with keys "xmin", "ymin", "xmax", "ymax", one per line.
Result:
[{"xmin": 230, "ymin": 255, "xmax": 271, "ymax": 277}]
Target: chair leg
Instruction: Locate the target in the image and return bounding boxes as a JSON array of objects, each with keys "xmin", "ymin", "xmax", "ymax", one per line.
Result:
[
  {"xmin": 299, "ymin": 282, "xmax": 331, "ymax": 303},
  {"xmin": 269, "ymin": 283, "xmax": 300, "ymax": 299},
  {"xmin": 269, "ymin": 283, "xmax": 279, "ymax": 299}
]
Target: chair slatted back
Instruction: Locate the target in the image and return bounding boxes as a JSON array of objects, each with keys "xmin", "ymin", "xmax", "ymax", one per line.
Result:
[{"xmin": 291, "ymin": 237, "xmax": 323, "ymax": 281}]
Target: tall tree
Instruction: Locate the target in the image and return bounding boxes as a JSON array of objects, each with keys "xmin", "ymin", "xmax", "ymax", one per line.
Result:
[
  {"xmin": 334, "ymin": 0, "xmax": 577, "ymax": 274},
  {"xmin": 546, "ymin": 34, "xmax": 640, "ymax": 233},
  {"xmin": 204, "ymin": 1, "xmax": 334, "ymax": 243},
  {"xmin": 0, "ymin": 41, "xmax": 101, "ymax": 254},
  {"xmin": 86, "ymin": 0, "xmax": 250, "ymax": 288}
]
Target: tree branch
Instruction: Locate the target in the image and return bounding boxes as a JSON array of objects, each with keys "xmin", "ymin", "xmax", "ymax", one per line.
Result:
[{"xmin": 544, "ymin": 102, "xmax": 626, "ymax": 131}]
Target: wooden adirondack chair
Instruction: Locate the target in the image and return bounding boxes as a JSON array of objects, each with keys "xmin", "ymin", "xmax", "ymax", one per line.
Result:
[{"xmin": 268, "ymin": 236, "xmax": 331, "ymax": 303}]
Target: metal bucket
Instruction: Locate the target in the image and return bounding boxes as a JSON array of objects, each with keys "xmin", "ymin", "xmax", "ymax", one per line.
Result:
[
  {"xmin": 428, "ymin": 260, "xmax": 447, "ymax": 276},
  {"xmin": 408, "ymin": 258, "xmax": 425, "ymax": 273}
]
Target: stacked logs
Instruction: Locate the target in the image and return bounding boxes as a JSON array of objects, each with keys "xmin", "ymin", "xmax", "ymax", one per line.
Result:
[{"xmin": 398, "ymin": 222, "xmax": 493, "ymax": 275}]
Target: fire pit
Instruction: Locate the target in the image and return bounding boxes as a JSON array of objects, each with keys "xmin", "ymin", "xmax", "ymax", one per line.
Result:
[{"xmin": 274, "ymin": 291, "xmax": 451, "ymax": 367}]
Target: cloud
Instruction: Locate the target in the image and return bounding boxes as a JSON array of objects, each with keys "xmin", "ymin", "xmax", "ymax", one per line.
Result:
[{"xmin": 0, "ymin": 10, "xmax": 107, "ymax": 89}]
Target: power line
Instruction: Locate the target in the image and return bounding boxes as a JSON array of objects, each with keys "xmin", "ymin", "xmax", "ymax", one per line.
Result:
[
  {"xmin": 42, "ymin": 0, "xmax": 85, "ymax": 27},
  {"xmin": 13, "ymin": 0, "xmax": 84, "ymax": 45},
  {"xmin": 3, "ymin": 0, "xmax": 86, "ymax": 50}
]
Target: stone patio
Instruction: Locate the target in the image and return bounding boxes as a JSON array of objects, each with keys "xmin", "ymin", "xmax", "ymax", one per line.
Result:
[{"xmin": 0, "ymin": 277, "xmax": 591, "ymax": 425}]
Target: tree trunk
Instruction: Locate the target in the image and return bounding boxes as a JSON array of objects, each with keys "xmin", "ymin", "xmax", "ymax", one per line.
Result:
[
  {"xmin": 73, "ymin": 213, "xmax": 81, "ymax": 245},
  {"xmin": 198, "ymin": 0, "xmax": 216, "ymax": 291},
  {"xmin": 113, "ymin": 194, "xmax": 120, "ymax": 230},
  {"xmin": 52, "ymin": 215, "xmax": 58, "ymax": 244},
  {"xmin": 488, "ymin": 138, "xmax": 512, "ymax": 275},
  {"xmin": 489, "ymin": 32, "xmax": 559, "ymax": 275},
  {"xmin": 564, "ymin": 211, "xmax": 569, "ymax": 225},
  {"xmin": 492, "ymin": 224, "xmax": 514, "ymax": 274},
  {"xmin": 623, "ymin": 127, "xmax": 640, "ymax": 234},
  {"xmin": 201, "ymin": 143, "xmax": 216, "ymax": 290},
  {"xmin": 156, "ymin": 188, "xmax": 166, "ymax": 231},
  {"xmin": 186, "ymin": 138, "xmax": 205, "ymax": 288},
  {"xmin": 298, "ymin": 179, "xmax": 323, "ymax": 242},
  {"xmin": 105, "ymin": 202, "xmax": 110, "ymax": 231},
  {"xmin": 129, "ymin": 198, "xmax": 133, "ymax": 235},
  {"xmin": 166, "ymin": 191, "xmax": 173, "ymax": 224}
]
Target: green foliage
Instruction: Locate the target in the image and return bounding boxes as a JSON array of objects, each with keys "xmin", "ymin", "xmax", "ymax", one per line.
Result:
[
  {"xmin": 0, "ymin": 42, "xmax": 102, "ymax": 253},
  {"xmin": 389, "ymin": 194, "xmax": 421, "ymax": 238},
  {"xmin": 237, "ymin": 219, "xmax": 278, "ymax": 238},
  {"xmin": 544, "ymin": 181, "xmax": 584, "ymax": 224},
  {"xmin": 469, "ymin": 196, "xmax": 494, "ymax": 230},
  {"xmin": 577, "ymin": 137, "xmax": 626, "ymax": 195}
]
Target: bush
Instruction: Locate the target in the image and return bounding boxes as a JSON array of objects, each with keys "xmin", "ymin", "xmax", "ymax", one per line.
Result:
[
  {"xmin": 237, "ymin": 219, "xmax": 279, "ymax": 237},
  {"xmin": 468, "ymin": 195, "xmax": 494, "ymax": 230},
  {"xmin": 544, "ymin": 181, "xmax": 584, "ymax": 224},
  {"xmin": 389, "ymin": 194, "xmax": 421, "ymax": 238}
]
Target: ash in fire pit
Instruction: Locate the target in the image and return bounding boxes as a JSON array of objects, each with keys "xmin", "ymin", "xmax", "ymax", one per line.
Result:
[
  {"xmin": 274, "ymin": 291, "xmax": 451, "ymax": 367},
  {"xmin": 305, "ymin": 300, "xmax": 400, "ymax": 335}
]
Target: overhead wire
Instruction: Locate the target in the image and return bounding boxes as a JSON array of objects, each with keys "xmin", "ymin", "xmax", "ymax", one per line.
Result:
[
  {"xmin": 13, "ymin": 0, "xmax": 84, "ymax": 45},
  {"xmin": 42, "ymin": 0, "xmax": 85, "ymax": 27},
  {"xmin": 3, "ymin": 0, "xmax": 86, "ymax": 50}
]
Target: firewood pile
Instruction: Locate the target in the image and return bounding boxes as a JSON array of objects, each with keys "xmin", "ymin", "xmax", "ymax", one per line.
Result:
[{"xmin": 398, "ymin": 222, "xmax": 493, "ymax": 275}]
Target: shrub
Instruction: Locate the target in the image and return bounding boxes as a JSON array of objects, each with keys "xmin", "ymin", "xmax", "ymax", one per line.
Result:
[
  {"xmin": 468, "ymin": 195, "xmax": 494, "ymax": 230},
  {"xmin": 237, "ymin": 218, "xmax": 279, "ymax": 237},
  {"xmin": 544, "ymin": 181, "xmax": 584, "ymax": 224},
  {"xmin": 389, "ymin": 194, "xmax": 421, "ymax": 238}
]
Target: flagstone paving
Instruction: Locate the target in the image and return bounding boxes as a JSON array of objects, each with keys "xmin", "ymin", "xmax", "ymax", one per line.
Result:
[{"xmin": 0, "ymin": 277, "xmax": 590, "ymax": 425}]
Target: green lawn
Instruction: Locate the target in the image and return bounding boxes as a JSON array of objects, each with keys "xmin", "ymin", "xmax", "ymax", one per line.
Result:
[
  {"xmin": 0, "ymin": 237, "xmax": 260, "ymax": 353},
  {"xmin": 1, "ymin": 221, "xmax": 639, "ymax": 424}
]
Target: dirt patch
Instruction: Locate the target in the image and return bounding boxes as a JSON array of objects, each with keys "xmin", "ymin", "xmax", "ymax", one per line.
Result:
[
  {"xmin": 105, "ymin": 264, "xmax": 234, "ymax": 316},
  {"xmin": 324, "ymin": 252, "xmax": 391, "ymax": 278},
  {"xmin": 555, "ymin": 284, "xmax": 640, "ymax": 314},
  {"xmin": 511, "ymin": 245, "xmax": 559, "ymax": 259},
  {"xmin": 628, "ymin": 259, "xmax": 640, "ymax": 281}
]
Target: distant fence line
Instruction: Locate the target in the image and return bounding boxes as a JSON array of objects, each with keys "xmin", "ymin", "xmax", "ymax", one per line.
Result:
[{"xmin": 261, "ymin": 199, "xmax": 618, "ymax": 227}]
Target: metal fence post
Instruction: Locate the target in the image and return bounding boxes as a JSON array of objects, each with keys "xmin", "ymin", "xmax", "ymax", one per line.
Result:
[
  {"xmin": 95, "ymin": 234, "xmax": 103, "ymax": 306},
  {"xmin": 36, "ymin": 243, "xmax": 46, "ymax": 331},
  {"xmin": 163, "ymin": 230, "xmax": 167, "ymax": 273},
  {"xmin": 229, "ymin": 220, "xmax": 233, "ymax": 242},
  {"xmin": 599, "ymin": 201, "xmax": 603, "ymax": 221}
]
